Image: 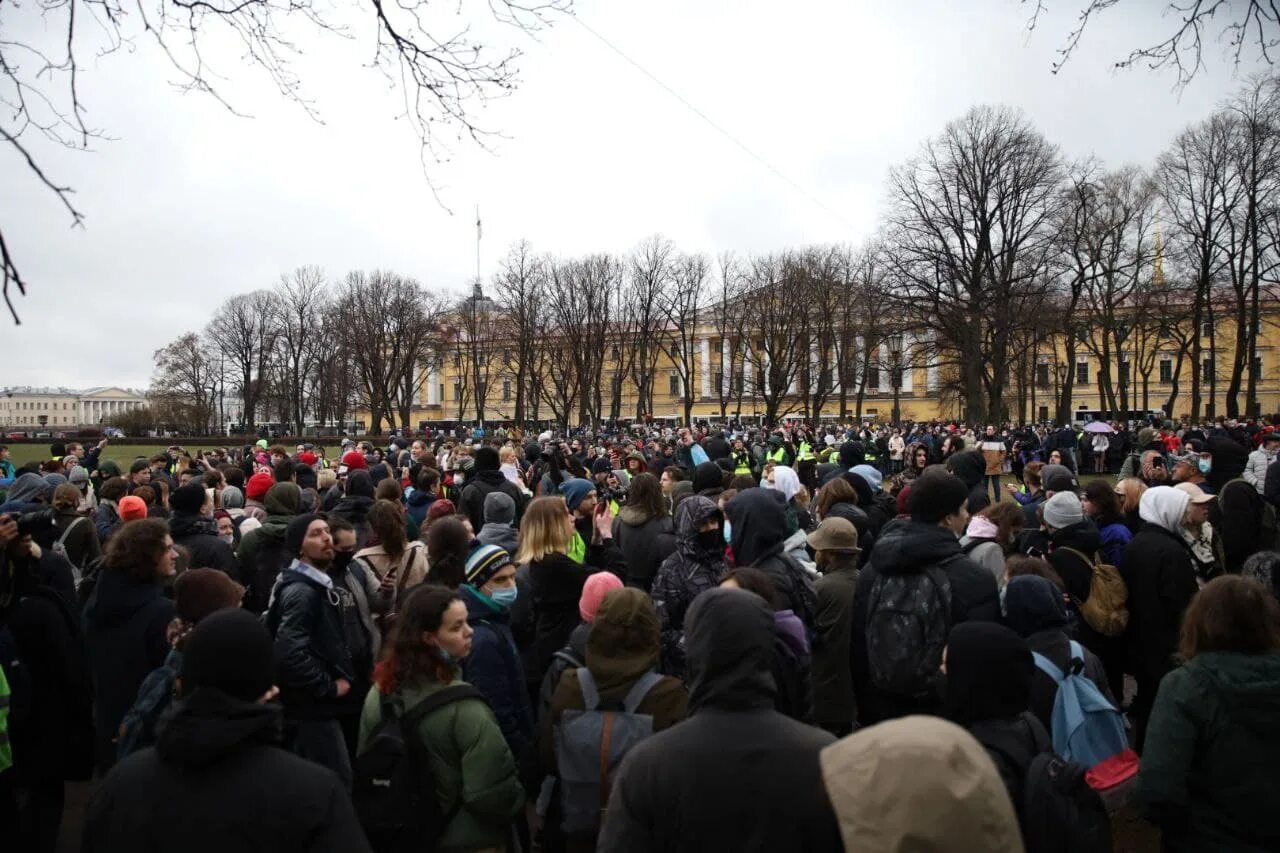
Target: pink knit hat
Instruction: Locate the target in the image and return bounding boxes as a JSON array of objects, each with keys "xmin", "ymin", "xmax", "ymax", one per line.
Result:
[{"xmin": 579, "ymin": 572, "xmax": 624, "ymax": 623}]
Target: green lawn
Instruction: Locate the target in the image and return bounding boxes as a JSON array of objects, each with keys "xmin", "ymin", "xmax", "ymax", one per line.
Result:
[{"xmin": 3, "ymin": 442, "xmax": 345, "ymax": 470}]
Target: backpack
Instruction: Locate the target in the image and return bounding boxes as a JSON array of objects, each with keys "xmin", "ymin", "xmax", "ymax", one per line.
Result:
[
  {"xmin": 353, "ymin": 685, "xmax": 486, "ymax": 853},
  {"xmin": 982, "ymin": 712, "xmax": 1112, "ymax": 853},
  {"xmin": 51, "ymin": 516, "xmax": 88, "ymax": 563},
  {"xmin": 864, "ymin": 562, "xmax": 953, "ymax": 698},
  {"xmin": 1058, "ymin": 547, "xmax": 1128, "ymax": 638},
  {"xmin": 245, "ymin": 533, "xmax": 294, "ymax": 615},
  {"xmin": 961, "ymin": 537, "xmax": 997, "ymax": 556},
  {"xmin": 1032, "ymin": 641, "xmax": 1139, "ymax": 811},
  {"xmin": 554, "ymin": 668, "xmax": 664, "ymax": 836},
  {"xmin": 76, "ymin": 555, "xmax": 107, "ymax": 612},
  {"xmin": 116, "ymin": 648, "xmax": 181, "ymax": 759}
]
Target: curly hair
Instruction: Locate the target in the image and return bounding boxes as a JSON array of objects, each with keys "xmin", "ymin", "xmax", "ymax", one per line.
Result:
[
  {"xmin": 373, "ymin": 585, "xmax": 462, "ymax": 694},
  {"xmin": 105, "ymin": 518, "xmax": 171, "ymax": 582}
]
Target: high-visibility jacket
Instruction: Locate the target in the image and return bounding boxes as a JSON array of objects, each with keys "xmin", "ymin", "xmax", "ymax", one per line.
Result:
[
  {"xmin": 732, "ymin": 451, "xmax": 754, "ymax": 476},
  {"xmin": 795, "ymin": 441, "xmax": 815, "ymax": 462},
  {"xmin": 768, "ymin": 446, "xmax": 788, "ymax": 464}
]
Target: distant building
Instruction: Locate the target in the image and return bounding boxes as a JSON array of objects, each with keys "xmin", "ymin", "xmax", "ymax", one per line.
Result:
[{"xmin": 0, "ymin": 386, "xmax": 148, "ymax": 430}]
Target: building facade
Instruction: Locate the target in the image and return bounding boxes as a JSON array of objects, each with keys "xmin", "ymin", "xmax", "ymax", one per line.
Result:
[{"xmin": 0, "ymin": 386, "xmax": 148, "ymax": 430}]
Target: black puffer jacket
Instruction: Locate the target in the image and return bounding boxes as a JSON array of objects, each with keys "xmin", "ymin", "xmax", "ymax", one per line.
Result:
[
  {"xmin": 612, "ymin": 506, "xmax": 676, "ymax": 591},
  {"xmin": 850, "ymin": 519, "xmax": 1000, "ymax": 725},
  {"xmin": 331, "ymin": 471, "xmax": 375, "ymax": 548},
  {"xmin": 84, "ymin": 687, "xmax": 371, "ymax": 853},
  {"xmin": 527, "ymin": 552, "xmax": 596, "ymax": 691},
  {"xmin": 169, "ymin": 511, "xmax": 239, "ymax": 576},
  {"xmin": 459, "ymin": 469, "xmax": 527, "ymax": 535},
  {"xmin": 598, "ymin": 589, "xmax": 839, "ymax": 853},
  {"xmin": 266, "ymin": 568, "xmax": 358, "ymax": 720},
  {"xmin": 1121, "ymin": 522, "xmax": 1198, "ymax": 687},
  {"xmin": 652, "ymin": 496, "xmax": 728, "ymax": 677},
  {"xmin": 724, "ymin": 489, "xmax": 816, "ymax": 628}
]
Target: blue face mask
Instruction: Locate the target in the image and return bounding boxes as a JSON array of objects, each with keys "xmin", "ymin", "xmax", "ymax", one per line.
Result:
[
  {"xmin": 490, "ymin": 586, "xmax": 519, "ymax": 608},
  {"xmin": 1198, "ymin": 458, "xmax": 1212, "ymax": 474},
  {"xmin": 723, "ymin": 519, "xmax": 733, "ymax": 543},
  {"xmin": 437, "ymin": 647, "xmax": 457, "ymax": 665}
]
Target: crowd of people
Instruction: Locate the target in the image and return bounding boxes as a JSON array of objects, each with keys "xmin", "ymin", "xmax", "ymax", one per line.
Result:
[{"xmin": 0, "ymin": 413, "xmax": 1278, "ymax": 852}]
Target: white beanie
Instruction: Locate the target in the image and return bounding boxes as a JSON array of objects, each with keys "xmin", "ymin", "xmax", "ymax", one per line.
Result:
[{"xmin": 1042, "ymin": 492, "xmax": 1084, "ymax": 530}]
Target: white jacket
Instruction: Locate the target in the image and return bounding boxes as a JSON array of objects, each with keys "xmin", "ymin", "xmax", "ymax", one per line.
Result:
[{"xmin": 1243, "ymin": 448, "xmax": 1276, "ymax": 492}]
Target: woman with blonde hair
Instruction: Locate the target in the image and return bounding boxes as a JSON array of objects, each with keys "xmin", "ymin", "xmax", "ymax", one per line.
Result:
[
  {"xmin": 517, "ymin": 496, "xmax": 609, "ymax": 693},
  {"xmin": 1113, "ymin": 477, "xmax": 1147, "ymax": 534}
]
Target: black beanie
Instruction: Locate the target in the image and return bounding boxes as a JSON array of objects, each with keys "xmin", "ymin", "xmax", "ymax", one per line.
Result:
[
  {"xmin": 286, "ymin": 513, "xmax": 322, "ymax": 557},
  {"xmin": 474, "ymin": 446, "xmax": 500, "ymax": 472},
  {"xmin": 907, "ymin": 471, "xmax": 970, "ymax": 524},
  {"xmin": 171, "ymin": 482, "xmax": 208, "ymax": 515},
  {"xmin": 294, "ymin": 465, "xmax": 318, "ymax": 490},
  {"xmin": 181, "ymin": 609, "xmax": 274, "ymax": 701}
]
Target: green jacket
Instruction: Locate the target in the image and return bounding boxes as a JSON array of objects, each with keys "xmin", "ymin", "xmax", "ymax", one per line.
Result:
[
  {"xmin": 358, "ymin": 676, "xmax": 525, "ymax": 852},
  {"xmin": 1136, "ymin": 651, "xmax": 1280, "ymax": 852}
]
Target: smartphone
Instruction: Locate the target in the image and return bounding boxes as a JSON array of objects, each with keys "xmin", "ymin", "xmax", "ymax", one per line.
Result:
[{"xmin": 338, "ymin": 464, "xmax": 349, "ymax": 475}]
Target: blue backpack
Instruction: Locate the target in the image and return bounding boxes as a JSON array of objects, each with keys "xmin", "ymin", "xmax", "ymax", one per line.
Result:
[{"xmin": 1032, "ymin": 641, "xmax": 1138, "ymax": 809}]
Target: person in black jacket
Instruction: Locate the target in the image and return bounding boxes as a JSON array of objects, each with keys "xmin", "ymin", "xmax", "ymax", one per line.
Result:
[
  {"xmin": 1121, "ymin": 486, "xmax": 1200, "ymax": 752},
  {"xmin": 168, "ymin": 482, "xmax": 239, "ymax": 576},
  {"xmin": 652, "ymin": 496, "xmax": 728, "ymax": 677},
  {"xmin": 458, "ymin": 544, "xmax": 534, "ymax": 763},
  {"xmin": 850, "ymin": 471, "xmax": 1000, "ymax": 726},
  {"xmin": 0, "ymin": 515, "xmax": 94, "ymax": 853},
  {"xmin": 82, "ymin": 518, "xmax": 178, "ymax": 772},
  {"xmin": 723, "ymin": 488, "xmax": 816, "ymax": 629},
  {"xmin": 945, "ymin": 449, "xmax": 991, "ymax": 517},
  {"xmin": 330, "ymin": 470, "xmax": 375, "ymax": 548},
  {"xmin": 266, "ymin": 514, "xmax": 362, "ymax": 791},
  {"xmin": 611, "ymin": 473, "xmax": 676, "ymax": 591},
  {"xmin": 1205, "ymin": 435, "xmax": 1267, "ymax": 572},
  {"xmin": 459, "ymin": 446, "xmax": 528, "ymax": 536},
  {"xmin": 84, "ymin": 609, "xmax": 372, "ymax": 853},
  {"xmin": 598, "ymin": 587, "xmax": 840, "ymax": 853}
]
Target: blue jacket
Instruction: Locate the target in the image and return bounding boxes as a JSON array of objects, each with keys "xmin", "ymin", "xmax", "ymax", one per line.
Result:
[{"xmin": 460, "ymin": 584, "xmax": 534, "ymax": 761}]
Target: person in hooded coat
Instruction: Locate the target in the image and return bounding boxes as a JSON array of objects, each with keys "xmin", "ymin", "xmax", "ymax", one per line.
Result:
[
  {"xmin": 1004, "ymin": 574, "xmax": 1117, "ymax": 731},
  {"xmin": 539, "ymin": 588, "xmax": 688, "ymax": 853},
  {"xmin": 723, "ymin": 488, "xmax": 816, "ymax": 629},
  {"xmin": 236, "ymin": 482, "xmax": 301, "ymax": 612},
  {"xmin": 459, "ymin": 446, "xmax": 528, "ymax": 536},
  {"xmin": 1205, "ymin": 435, "xmax": 1268, "ymax": 572},
  {"xmin": 721, "ymin": 566, "xmax": 812, "ymax": 722},
  {"xmin": 1122, "ymin": 486, "xmax": 1200, "ymax": 751},
  {"xmin": 598, "ymin": 588, "xmax": 840, "ymax": 853},
  {"xmin": 0, "ymin": 471, "xmax": 50, "ymax": 516},
  {"xmin": 947, "ymin": 449, "xmax": 992, "ymax": 517},
  {"xmin": 651, "ymin": 496, "xmax": 727, "ymax": 677},
  {"xmin": 330, "ymin": 470, "xmax": 375, "ymax": 548},
  {"xmin": 84, "ymin": 609, "xmax": 371, "ymax": 853},
  {"xmin": 849, "ymin": 472, "xmax": 1001, "ymax": 726},
  {"xmin": 943, "ymin": 621, "xmax": 1050, "ymax": 835},
  {"xmin": 690, "ymin": 460, "xmax": 725, "ymax": 498},
  {"xmin": 611, "ymin": 473, "xmax": 676, "ymax": 592},
  {"xmin": 168, "ymin": 482, "xmax": 239, "ymax": 576},
  {"xmin": 476, "ymin": 490, "xmax": 520, "ymax": 556},
  {"xmin": 819, "ymin": 716, "xmax": 1024, "ymax": 853}
]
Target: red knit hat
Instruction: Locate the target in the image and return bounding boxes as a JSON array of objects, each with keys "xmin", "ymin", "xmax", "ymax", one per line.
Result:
[
  {"xmin": 579, "ymin": 572, "xmax": 623, "ymax": 623},
  {"xmin": 245, "ymin": 472, "xmax": 275, "ymax": 501},
  {"xmin": 119, "ymin": 495, "xmax": 148, "ymax": 521},
  {"xmin": 298, "ymin": 451, "xmax": 318, "ymax": 466},
  {"xmin": 341, "ymin": 450, "xmax": 367, "ymax": 470},
  {"xmin": 426, "ymin": 499, "xmax": 456, "ymax": 523}
]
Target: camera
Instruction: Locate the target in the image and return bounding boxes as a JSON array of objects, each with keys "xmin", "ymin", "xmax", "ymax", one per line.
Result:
[{"xmin": 16, "ymin": 509, "xmax": 57, "ymax": 538}]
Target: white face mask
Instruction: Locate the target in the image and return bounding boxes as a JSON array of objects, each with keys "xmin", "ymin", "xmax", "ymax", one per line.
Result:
[{"xmin": 218, "ymin": 533, "xmax": 234, "ymax": 545}]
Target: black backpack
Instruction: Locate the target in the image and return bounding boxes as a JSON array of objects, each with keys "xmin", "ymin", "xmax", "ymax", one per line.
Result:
[
  {"xmin": 244, "ymin": 534, "xmax": 293, "ymax": 614},
  {"xmin": 984, "ymin": 713, "xmax": 1112, "ymax": 853},
  {"xmin": 864, "ymin": 560, "xmax": 953, "ymax": 698},
  {"xmin": 353, "ymin": 685, "xmax": 487, "ymax": 853}
]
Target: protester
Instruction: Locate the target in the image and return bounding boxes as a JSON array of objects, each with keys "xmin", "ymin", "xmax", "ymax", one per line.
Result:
[
  {"xmin": 359, "ymin": 585, "xmax": 525, "ymax": 851},
  {"xmin": 720, "ymin": 566, "xmax": 812, "ymax": 722},
  {"xmin": 459, "ymin": 446, "xmax": 527, "ymax": 534},
  {"xmin": 1081, "ymin": 479, "xmax": 1133, "ymax": 569},
  {"xmin": 611, "ymin": 472, "xmax": 676, "ymax": 591},
  {"xmin": 536, "ymin": 570, "xmax": 623, "ymax": 723},
  {"xmin": 723, "ymin": 488, "xmax": 816, "ymax": 628},
  {"xmin": 423, "ymin": 515, "xmax": 472, "ymax": 587},
  {"xmin": 1137, "ymin": 575, "xmax": 1280, "ymax": 852},
  {"xmin": 50, "ymin": 483, "xmax": 99, "ymax": 571},
  {"xmin": 959, "ymin": 500, "xmax": 1025, "ymax": 584},
  {"xmin": 819, "ymin": 716, "xmax": 1023, "ymax": 853},
  {"xmin": 168, "ymin": 482, "xmax": 239, "ymax": 575},
  {"xmin": 1122, "ymin": 486, "xmax": 1199, "ymax": 751},
  {"xmin": 598, "ymin": 588, "xmax": 840, "ymax": 852},
  {"xmin": 354, "ymin": 498, "xmax": 428, "ymax": 597},
  {"xmin": 476, "ymin": 491, "xmax": 519, "ymax": 555},
  {"xmin": 808, "ymin": 517, "xmax": 860, "ymax": 736},
  {"xmin": 651, "ymin": 496, "xmax": 727, "ymax": 677},
  {"xmin": 1114, "ymin": 477, "xmax": 1147, "ymax": 533},
  {"xmin": 86, "ymin": 609, "xmax": 372, "ymax": 853}
]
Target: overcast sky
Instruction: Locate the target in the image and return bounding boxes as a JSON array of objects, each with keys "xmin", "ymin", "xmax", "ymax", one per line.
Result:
[{"xmin": 1, "ymin": 0, "xmax": 1268, "ymax": 389}]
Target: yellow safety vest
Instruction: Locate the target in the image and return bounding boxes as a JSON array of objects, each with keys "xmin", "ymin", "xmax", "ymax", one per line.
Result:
[
  {"xmin": 768, "ymin": 447, "xmax": 787, "ymax": 464},
  {"xmin": 733, "ymin": 452, "xmax": 754, "ymax": 475},
  {"xmin": 796, "ymin": 441, "xmax": 814, "ymax": 462}
]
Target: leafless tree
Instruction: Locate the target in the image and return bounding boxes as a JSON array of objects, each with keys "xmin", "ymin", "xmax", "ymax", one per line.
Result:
[
  {"xmin": 492, "ymin": 241, "xmax": 550, "ymax": 426},
  {"xmin": 542, "ymin": 255, "xmax": 619, "ymax": 426},
  {"xmin": 151, "ymin": 332, "xmax": 218, "ymax": 432},
  {"xmin": 884, "ymin": 105, "xmax": 1064, "ymax": 424},
  {"xmin": 709, "ymin": 252, "xmax": 751, "ymax": 420},
  {"xmin": 272, "ymin": 265, "xmax": 328, "ymax": 432},
  {"xmin": 740, "ymin": 253, "xmax": 809, "ymax": 424},
  {"xmin": 3, "ymin": 0, "xmax": 568, "ymax": 323},
  {"xmin": 206, "ymin": 290, "xmax": 280, "ymax": 433},
  {"xmin": 621, "ymin": 236, "xmax": 676, "ymax": 420},
  {"xmin": 659, "ymin": 252, "xmax": 709, "ymax": 426},
  {"xmin": 1023, "ymin": 0, "xmax": 1280, "ymax": 87}
]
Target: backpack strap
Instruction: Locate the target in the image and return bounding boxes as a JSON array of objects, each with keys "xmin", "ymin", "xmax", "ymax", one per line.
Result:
[
  {"xmin": 577, "ymin": 667, "xmax": 600, "ymax": 711},
  {"xmin": 620, "ymin": 671, "xmax": 665, "ymax": 714},
  {"xmin": 1031, "ymin": 650, "xmax": 1066, "ymax": 684},
  {"xmin": 552, "ymin": 648, "xmax": 584, "ymax": 670},
  {"xmin": 1067, "ymin": 641, "xmax": 1087, "ymax": 676},
  {"xmin": 1057, "ymin": 546, "xmax": 1097, "ymax": 568},
  {"xmin": 400, "ymin": 684, "xmax": 487, "ymax": 728},
  {"xmin": 57, "ymin": 516, "xmax": 86, "ymax": 549}
]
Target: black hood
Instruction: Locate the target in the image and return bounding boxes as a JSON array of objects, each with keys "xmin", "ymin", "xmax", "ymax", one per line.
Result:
[
  {"xmin": 1049, "ymin": 519, "xmax": 1101, "ymax": 554},
  {"xmin": 1206, "ymin": 435, "xmax": 1249, "ymax": 491},
  {"xmin": 838, "ymin": 441, "xmax": 861, "ymax": 470},
  {"xmin": 685, "ymin": 587, "xmax": 776, "ymax": 712},
  {"xmin": 155, "ymin": 687, "xmax": 283, "ymax": 768},
  {"xmin": 333, "ymin": 494, "xmax": 374, "ymax": 521},
  {"xmin": 169, "ymin": 511, "xmax": 218, "ymax": 539},
  {"xmin": 674, "ymin": 495, "xmax": 726, "ymax": 564},
  {"xmin": 692, "ymin": 461, "xmax": 724, "ymax": 494},
  {"xmin": 345, "ymin": 470, "xmax": 375, "ymax": 499},
  {"xmin": 947, "ymin": 450, "xmax": 986, "ymax": 489},
  {"xmin": 84, "ymin": 568, "xmax": 167, "ymax": 630},
  {"xmin": 472, "ymin": 469, "xmax": 509, "ymax": 488},
  {"xmin": 867, "ymin": 519, "xmax": 962, "ymax": 576},
  {"xmin": 724, "ymin": 488, "xmax": 787, "ymax": 567}
]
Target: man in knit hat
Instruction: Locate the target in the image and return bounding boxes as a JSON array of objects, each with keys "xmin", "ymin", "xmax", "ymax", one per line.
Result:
[
  {"xmin": 1038, "ymin": 491, "xmax": 1107, "ymax": 615},
  {"xmin": 86, "ymin": 609, "xmax": 371, "ymax": 852},
  {"xmin": 476, "ymin": 491, "xmax": 518, "ymax": 555},
  {"xmin": 168, "ymin": 482, "xmax": 239, "ymax": 576},
  {"xmin": 265, "ymin": 514, "xmax": 361, "ymax": 790},
  {"xmin": 558, "ymin": 477, "xmax": 626, "ymax": 575},
  {"xmin": 237, "ymin": 482, "xmax": 302, "ymax": 613},
  {"xmin": 459, "ymin": 543, "xmax": 534, "ymax": 758}
]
